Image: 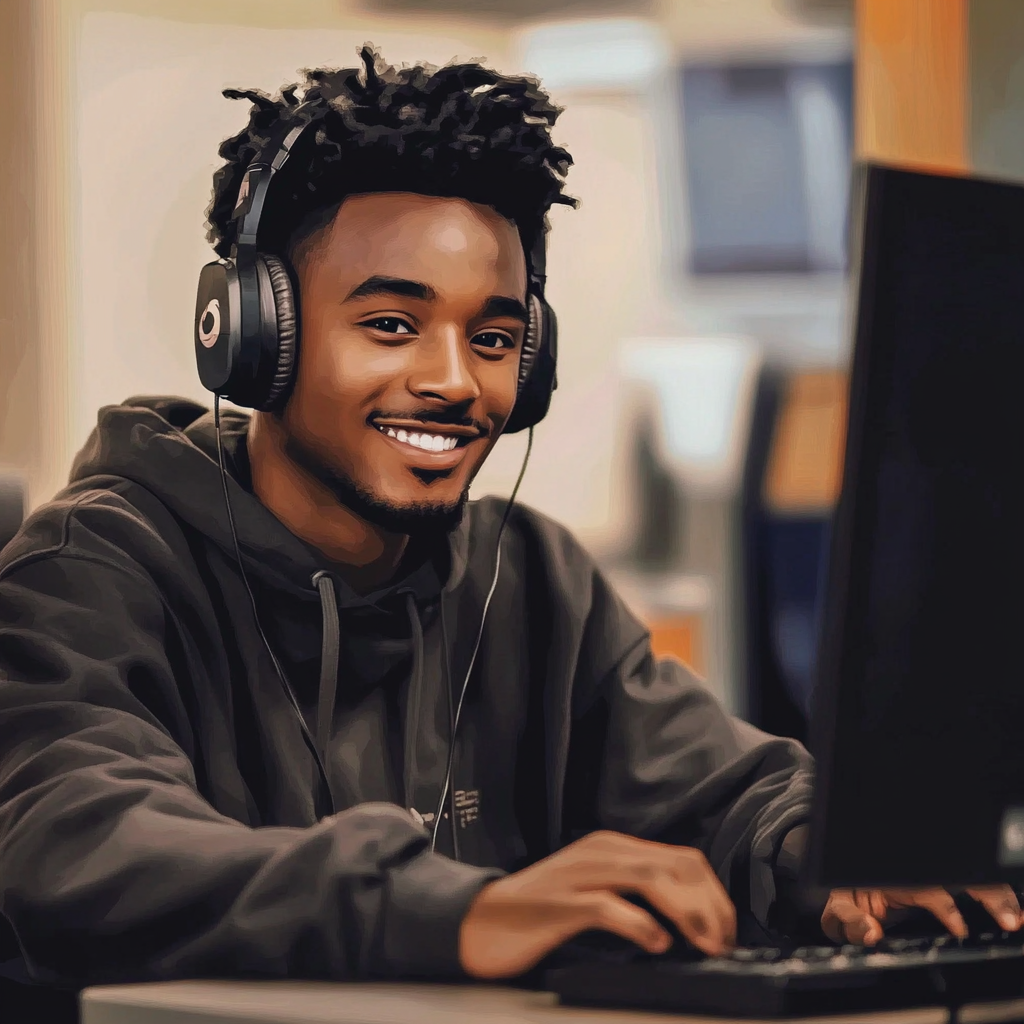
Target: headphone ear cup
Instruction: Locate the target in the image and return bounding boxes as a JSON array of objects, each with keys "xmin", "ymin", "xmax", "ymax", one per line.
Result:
[
  {"xmin": 258, "ymin": 254, "xmax": 298, "ymax": 411},
  {"xmin": 505, "ymin": 293, "xmax": 557, "ymax": 435},
  {"xmin": 516, "ymin": 293, "xmax": 543, "ymax": 393}
]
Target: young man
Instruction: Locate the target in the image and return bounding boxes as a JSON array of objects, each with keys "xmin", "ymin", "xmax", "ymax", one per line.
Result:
[{"xmin": 0, "ymin": 47, "xmax": 1017, "ymax": 993}]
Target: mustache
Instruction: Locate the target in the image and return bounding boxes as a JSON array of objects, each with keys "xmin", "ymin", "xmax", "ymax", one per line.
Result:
[{"xmin": 370, "ymin": 409, "xmax": 490, "ymax": 435}]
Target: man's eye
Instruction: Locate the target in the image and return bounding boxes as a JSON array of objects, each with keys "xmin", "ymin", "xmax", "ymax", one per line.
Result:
[
  {"xmin": 473, "ymin": 331, "xmax": 514, "ymax": 350},
  {"xmin": 360, "ymin": 317, "xmax": 414, "ymax": 335}
]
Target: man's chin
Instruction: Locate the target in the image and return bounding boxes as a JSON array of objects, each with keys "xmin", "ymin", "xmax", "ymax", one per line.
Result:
[
  {"xmin": 352, "ymin": 491, "xmax": 467, "ymax": 536},
  {"xmin": 284, "ymin": 433, "xmax": 466, "ymax": 535}
]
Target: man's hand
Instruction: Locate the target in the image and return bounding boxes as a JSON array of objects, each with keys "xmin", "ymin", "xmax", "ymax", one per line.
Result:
[
  {"xmin": 459, "ymin": 831, "xmax": 737, "ymax": 979},
  {"xmin": 822, "ymin": 886, "xmax": 1024, "ymax": 945}
]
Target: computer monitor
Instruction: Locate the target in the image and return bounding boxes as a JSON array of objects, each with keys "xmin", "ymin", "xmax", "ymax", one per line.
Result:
[{"xmin": 806, "ymin": 164, "xmax": 1024, "ymax": 890}]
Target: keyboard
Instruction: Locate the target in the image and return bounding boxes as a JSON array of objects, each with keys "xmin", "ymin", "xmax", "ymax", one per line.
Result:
[{"xmin": 545, "ymin": 933, "xmax": 1024, "ymax": 1018}]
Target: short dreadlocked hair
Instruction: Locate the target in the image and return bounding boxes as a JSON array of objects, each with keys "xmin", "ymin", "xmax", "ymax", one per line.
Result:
[{"xmin": 206, "ymin": 45, "xmax": 577, "ymax": 270}]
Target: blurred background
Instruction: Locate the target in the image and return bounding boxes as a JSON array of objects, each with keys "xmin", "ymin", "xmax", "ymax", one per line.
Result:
[{"xmin": 2, "ymin": 0, "xmax": 1023, "ymax": 740}]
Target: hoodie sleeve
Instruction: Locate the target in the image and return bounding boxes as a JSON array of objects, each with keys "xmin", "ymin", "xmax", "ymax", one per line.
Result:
[
  {"xmin": 0, "ymin": 506, "xmax": 501, "ymax": 988},
  {"xmin": 560, "ymin": 559, "xmax": 815, "ymax": 932}
]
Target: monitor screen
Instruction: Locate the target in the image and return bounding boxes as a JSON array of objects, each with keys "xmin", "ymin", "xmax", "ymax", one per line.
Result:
[
  {"xmin": 808, "ymin": 165, "xmax": 1024, "ymax": 889},
  {"xmin": 681, "ymin": 60, "xmax": 853, "ymax": 274}
]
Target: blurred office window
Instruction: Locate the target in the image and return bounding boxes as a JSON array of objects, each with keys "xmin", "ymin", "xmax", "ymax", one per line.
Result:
[{"xmin": 621, "ymin": 338, "xmax": 761, "ymax": 496}]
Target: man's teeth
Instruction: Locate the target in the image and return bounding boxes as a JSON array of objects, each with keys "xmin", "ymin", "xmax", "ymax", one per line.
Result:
[{"xmin": 379, "ymin": 426, "xmax": 459, "ymax": 452}]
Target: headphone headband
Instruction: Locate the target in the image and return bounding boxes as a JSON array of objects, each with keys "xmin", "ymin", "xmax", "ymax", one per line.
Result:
[
  {"xmin": 528, "ymin": 230, "xmax": 547, "ymax": 295},
  {"xmin": 232, "ymin": 109, "xmax": 324, "ymax": 252}
]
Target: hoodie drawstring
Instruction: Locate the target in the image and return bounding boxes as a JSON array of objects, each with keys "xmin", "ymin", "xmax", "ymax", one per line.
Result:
[
  {"xmin": 310, "ymin": 577, "xmax": 436, "ymax": 840},
  {"xmin": 405, "ymin": 591, "xmax": 425, "ymax": 711},
  {"xmin": 402, "ymin": 590, "xmax": 426, "ymax": 818},
  {"xmin": 312, "ymin": 571, "xmax": 340, "ymax": 763}
]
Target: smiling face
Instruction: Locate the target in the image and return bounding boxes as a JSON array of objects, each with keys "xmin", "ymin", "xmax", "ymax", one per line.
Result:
[{"xmin": 277, "ymin": 192, "xmax": 528, "ymax": 534}]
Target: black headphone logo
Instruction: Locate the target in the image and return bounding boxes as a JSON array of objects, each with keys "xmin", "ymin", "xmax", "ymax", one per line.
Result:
[{"xmin": 194, "ymin": 112, "xmax": 558, "ymax": 433}]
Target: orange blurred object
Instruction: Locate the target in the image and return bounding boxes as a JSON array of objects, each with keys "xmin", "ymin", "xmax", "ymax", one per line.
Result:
[
  {"xmin": 857, "ymin": 0, "xmax": 968, "ymax": 175},
  {"xmin": 763, "ymin": 371, "xmax": 849, "ymax": 516},
  {"xmin": 647, "ymin": 614, "xmax": 705, "ymax": 677}
]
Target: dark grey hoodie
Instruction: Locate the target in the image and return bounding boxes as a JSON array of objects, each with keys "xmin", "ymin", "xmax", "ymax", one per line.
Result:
[{"xmin": 0, "ymin": 396, "xmax": 814, "ymax": 990}]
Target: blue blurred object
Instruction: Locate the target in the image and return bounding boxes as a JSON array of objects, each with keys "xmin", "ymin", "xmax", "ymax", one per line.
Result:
[{"xmin": 763, "ymin": 517, "xmax": 831, "ymax": 718}]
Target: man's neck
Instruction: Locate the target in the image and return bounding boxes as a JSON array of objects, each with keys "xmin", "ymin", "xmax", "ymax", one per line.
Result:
[{"xmin": 247, "ymin": 414, "xmax": 408, "ymax": 595}]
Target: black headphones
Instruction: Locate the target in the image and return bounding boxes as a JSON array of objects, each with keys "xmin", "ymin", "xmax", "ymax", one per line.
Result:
[{"xmin": 194, "ymin": 112, "xmax": 558, "ymax": 434}]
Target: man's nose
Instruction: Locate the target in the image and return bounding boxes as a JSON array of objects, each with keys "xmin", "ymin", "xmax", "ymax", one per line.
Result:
[{"xmin": 408, "ymin": 326, "xmax": 482, "ymax": 405}]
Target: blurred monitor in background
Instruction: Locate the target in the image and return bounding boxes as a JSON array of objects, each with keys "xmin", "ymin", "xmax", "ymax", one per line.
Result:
[{"xmin": 680, "ymin": 55, "xmax": 853, "ymax": 275}]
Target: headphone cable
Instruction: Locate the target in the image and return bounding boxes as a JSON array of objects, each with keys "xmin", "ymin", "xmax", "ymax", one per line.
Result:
[{"xmin": 430, "ymin": 425, "xmax": 534, "ymax": 853}]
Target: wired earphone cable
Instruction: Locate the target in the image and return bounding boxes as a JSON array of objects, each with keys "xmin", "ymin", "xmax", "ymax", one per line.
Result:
[
  {"xmin": 214, "ymin": 395, "xmax": 336, "ymax": 816},
  {"xmin": 430, "ymin": 424, "xmax": 534, "ymax": 853}
]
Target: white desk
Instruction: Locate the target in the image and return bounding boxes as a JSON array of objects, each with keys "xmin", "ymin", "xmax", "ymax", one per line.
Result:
[{"xmin": 79, "ymin": 980, "xmax": 955, "ymax": 1024}]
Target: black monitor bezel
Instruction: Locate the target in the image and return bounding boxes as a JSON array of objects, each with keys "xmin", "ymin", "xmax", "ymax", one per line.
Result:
[{"xmin": 803, "ymin": 161, "xmax": 1024, "ymax": 893}]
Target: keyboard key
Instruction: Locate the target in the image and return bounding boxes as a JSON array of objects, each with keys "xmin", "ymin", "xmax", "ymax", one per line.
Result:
[{"xmin": 729, "ymin": 948, "xmax": 762, "ymax": 962}]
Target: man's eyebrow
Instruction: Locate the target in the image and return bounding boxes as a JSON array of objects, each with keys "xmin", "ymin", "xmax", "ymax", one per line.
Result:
[
  {"xmin": 478, "ymin": 296, "xmax": 530, "ymax": 324},
  {"xmin": 344, "ymin": 276, "xmax": 437, "ymax": 302}
]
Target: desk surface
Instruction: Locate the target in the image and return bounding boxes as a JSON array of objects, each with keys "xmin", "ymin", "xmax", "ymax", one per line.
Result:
[{"xmin": 79, "ymin": 980, "xmax": 958, "ymax": 1024}]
